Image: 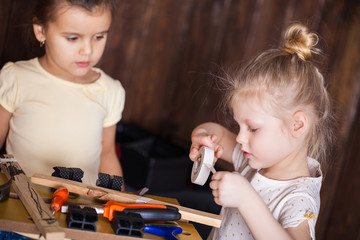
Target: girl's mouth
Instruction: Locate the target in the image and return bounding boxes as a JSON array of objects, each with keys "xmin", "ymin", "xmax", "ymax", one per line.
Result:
[
  {"xmin": 76, "ymin": 61, "xmax": 90, "ymax": 68},
  {"xmin": 241, "ymin": 149, "xmax": 252, "ymax": 158}
]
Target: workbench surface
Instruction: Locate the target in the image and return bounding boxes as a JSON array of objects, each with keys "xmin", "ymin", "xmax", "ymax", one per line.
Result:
[{"xmin": 0, "ymin": 183, "xmax": 202, "ymax": 240}]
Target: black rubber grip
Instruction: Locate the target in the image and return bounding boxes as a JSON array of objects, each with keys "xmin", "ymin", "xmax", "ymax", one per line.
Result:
[{"xmin": 122, "ymin": 208, "xmax": 181, "ymax": 222}]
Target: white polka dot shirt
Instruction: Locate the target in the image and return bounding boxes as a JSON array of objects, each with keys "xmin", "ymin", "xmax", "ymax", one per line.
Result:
[{"xmin": 208, "ymin": 144, "xmax": 322, "ymax": 240}]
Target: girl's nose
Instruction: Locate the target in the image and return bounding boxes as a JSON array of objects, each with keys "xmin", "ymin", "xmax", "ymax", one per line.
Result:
[
  {"xmin": 80, "ymin": 40, "xmax": 92, "ymax": 55},
  {"xmin": 236, "ymin": 130, "xmax": 247, "ymax": 144}
]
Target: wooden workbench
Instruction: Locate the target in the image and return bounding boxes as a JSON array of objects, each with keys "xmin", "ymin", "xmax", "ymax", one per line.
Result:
[{"xmin": 0, "ymin": 183, "xmax": 202, "ymax": 240}]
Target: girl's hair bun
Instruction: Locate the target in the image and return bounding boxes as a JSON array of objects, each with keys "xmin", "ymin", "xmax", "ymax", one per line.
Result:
[{"xmin": 282, "ymin": 23, "xmax": 319, "ymax": 61}]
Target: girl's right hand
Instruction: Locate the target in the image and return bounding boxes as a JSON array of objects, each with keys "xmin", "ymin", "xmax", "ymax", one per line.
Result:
[
  {"xmin": 189, "ymin": 129, "xmax": 224, "ymax": 163},
  {"xmin": 210, "ymin": 171, "xmax": 250, "ymax": 208}
]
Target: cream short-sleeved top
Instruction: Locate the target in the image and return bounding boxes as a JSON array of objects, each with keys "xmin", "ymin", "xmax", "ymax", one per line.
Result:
[
  {"xmin": 0, "ymin": 58, "xmax": 125, "ymax": 184},
  {"xmin": 208, "ymin": 144, "xmax": 322, "ymax": 240}
]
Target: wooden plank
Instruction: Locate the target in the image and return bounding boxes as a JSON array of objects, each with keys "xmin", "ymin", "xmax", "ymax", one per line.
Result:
[
  {"xmin": 0, "ymin": 156, "xmax": 65, "ymax": 240},
  {"xmin": 31, "ymin": 173, "xmax": 222, "ymax": 228}
]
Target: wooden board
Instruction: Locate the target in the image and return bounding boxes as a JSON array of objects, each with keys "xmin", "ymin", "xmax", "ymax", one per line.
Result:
[
  {"xmin": 0, "ymin": 157, "xmax": 65, "ymax": 240},
  {"xmin": 31, "ymin": 173, "xmax": 222, "ymax": 228}
]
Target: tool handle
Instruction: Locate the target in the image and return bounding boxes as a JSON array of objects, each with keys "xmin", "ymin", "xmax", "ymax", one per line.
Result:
[
  {"xmin": 143, "ymin": 225, "xmax": 182, "ymax": 240},
  {"xmin": 123, "ymin": 208, "xmax": 181, "ymax": 222},
  {"xmin": 51, "ymin": 187, "xmax": 69, "ymax": 213},
  {"xmin": 104, "ymin": 200, "xmax": 170, "ymax": 209},
  {"xmin": 103, "ymin": 201, "xmax": 180, "ymax": 221},
  {"xmin": 103, "ymin": 204, "xmax": 125, "ymax": 220}
]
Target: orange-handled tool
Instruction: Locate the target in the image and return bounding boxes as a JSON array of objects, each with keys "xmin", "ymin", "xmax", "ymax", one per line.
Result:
[
  {"xmin": 103, "ymin": 201, "xmax": 179, "ymax": 221},
  {"xmin": 51, "ymin": 187, "xmax": 69, "ymax": 215},
  {"xmin": 60, "ymin": 200, "xmax": 181, "ymax": 222}
]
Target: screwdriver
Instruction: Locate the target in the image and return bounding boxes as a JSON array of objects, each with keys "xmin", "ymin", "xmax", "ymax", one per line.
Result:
[{"xmin": 51, "ymin": 187, "xmax": 69, "ymax": 215}]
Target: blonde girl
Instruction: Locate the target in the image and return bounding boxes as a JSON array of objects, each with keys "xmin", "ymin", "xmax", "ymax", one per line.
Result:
[{"xmin": 189, "ymin": 23, "xmax": 335, "ymax": 239}]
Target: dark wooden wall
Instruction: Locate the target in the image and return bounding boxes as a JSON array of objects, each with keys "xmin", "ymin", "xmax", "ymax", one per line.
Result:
[{"xmin": 1, "ymin": 0, "xmax": 359, "ymax": 239}]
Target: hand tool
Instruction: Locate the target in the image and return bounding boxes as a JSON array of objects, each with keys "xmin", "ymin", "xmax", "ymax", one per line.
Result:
[
  {"xmin": 31, "ymin": 173, "xmax": 223, "ymax": 228},
  {"xmin": 51, "ymin": 187, "xmax": 69, "ymax": 215},
  {"xmin": 0, "ymin": 230, "xmax": 34, "ymax": 240},
  {"xmin": 103, "ymin": 201, "xmax": 181, "ymax": 221},
  {"xmin": 143, "ymin": 225, "xmax": 183, "ymax": 240},
  {"xmin": 61, "ymin": 200, "xmax": 181, "ymax": 221}
]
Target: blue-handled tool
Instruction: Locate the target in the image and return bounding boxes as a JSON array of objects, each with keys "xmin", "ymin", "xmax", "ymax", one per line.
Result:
[
  {"xmin": 0, "ymin": 230, "xmax": 33, "ymax": 240},
  {"xmin": 143, "ymin": 225, "xmax": 183, "ymax": 240}
]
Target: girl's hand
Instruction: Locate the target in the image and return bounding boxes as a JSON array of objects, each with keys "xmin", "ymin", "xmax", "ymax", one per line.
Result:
[
  {"xmin": 209, "ymin": 171, "xmax": 251, "ymax": 208},
  {"xmin": 189, "ymin": 128, "xmax": 223, "ymax": 162},
  {"xmin": 211, "ymin": 172, "xmax": 298, "ymax": 240}
]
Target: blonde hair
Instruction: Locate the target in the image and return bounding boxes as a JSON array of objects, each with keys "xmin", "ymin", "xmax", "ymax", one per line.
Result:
[{"xmin": 225, "ymin": 23, "xmax": 336, "ymax": 172}]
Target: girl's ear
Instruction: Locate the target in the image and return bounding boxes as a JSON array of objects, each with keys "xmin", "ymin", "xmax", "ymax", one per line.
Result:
[
  {"xmin": 291, "ymin": 111, "xmax": 308, "ymax": 138},
  {"xmin": 33, "ymin": 24, "xmax": 46, "ymax": 42}
]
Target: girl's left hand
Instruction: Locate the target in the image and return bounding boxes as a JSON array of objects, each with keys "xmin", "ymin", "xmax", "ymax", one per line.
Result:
[{"xmin": 209, "ymin": 171, "xmax": 251, "ymax": 208}]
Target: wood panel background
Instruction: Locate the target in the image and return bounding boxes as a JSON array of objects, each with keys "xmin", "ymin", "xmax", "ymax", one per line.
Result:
[{"xmin": 1, "ymin": 0, "xmax": 359, "ymax": 239}]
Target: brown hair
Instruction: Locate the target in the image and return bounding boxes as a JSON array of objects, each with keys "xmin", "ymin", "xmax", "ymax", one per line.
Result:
[
  {"xmin": 32, "ymin": 0, "xmax": 118, "ymax": 26},
  {"xmin": 24, "ymin": 0, "xmax": 117, "ymax": 57},
  {"xmin": 225, "ymin": 23, "xmax": 336, "ymax": 172}
]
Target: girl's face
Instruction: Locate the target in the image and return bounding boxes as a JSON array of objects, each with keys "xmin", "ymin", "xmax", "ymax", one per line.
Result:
[
  {"xmin": 34, "ymin": 5, "xmax": 112, "ymax": 83},
  {"xmin": 232, "ymin": 97, "xmax": 297, "ymax": 171}
]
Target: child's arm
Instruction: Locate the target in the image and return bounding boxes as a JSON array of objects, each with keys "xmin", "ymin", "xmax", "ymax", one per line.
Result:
[
  {"xmin": 99, "ymin": 124, "xmax": 124, "ymax": 183},
  {"xmin": 189, "ymin": 122, "xmax": 237, "ymax": 163},
  {"xmin": 0, "ymin": 105, "xmax": 11, "ymax": 149},
  {"xmin": 210, "ymin": 171, "xmax": 310, "ymax": 240}
]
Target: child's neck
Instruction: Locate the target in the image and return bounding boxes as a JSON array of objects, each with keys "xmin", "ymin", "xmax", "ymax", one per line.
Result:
[
  {"xmin": 38, "ymin": 56, "xmax": 100, "ymax": 84},
  {"xmin": 259, "ymin": 148, "xmax": 310, "ymax": 181}
]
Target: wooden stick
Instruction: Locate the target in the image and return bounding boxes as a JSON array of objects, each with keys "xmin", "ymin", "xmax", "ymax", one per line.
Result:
[
  {"xmin": 0, "ymin": 157, "xmax": 65, "ymax": 240},
  {"xmin": 31, "ymin": 173, "xmax": 222, "ymax": 228}
]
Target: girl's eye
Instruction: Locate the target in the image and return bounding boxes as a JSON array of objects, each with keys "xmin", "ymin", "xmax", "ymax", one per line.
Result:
[
  {"xmin": 94, "ymin": 35, "xmax": 105, "ymax": 40},
  {"xmin": 67, "ymin": 36, "xmax": 78, "ymax": 41},
  {"xmin": 248, "ymin": 127, "xmax": 258, "ymax": 133}
]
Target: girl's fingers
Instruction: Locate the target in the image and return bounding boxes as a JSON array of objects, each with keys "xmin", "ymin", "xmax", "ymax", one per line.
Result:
[
  {"xmin": 209, "ymin": 172, "xmax": 225, "ymax": 190},
  {"xmin": 211, "ymin": 171, "xmax": 223, "ymax": 181},
  {"xmin": 209, "ymin": 178, "xmax": 216, "ymax": 190},
  {"xmin": 189, "ymin": 133, "xmax": 219, "ymax": 161},
  {"xmin": 212, "ymin": 189, "xmax": 219, "ymax": 198},
  {"xmin": 214, "ymin": 145, "xmax": 223, "ymax": 159},
  {"xmin": 210, "ymin": 134, "xmax": 217, "ymax": 142},
  {"xmin": 189, "ymin": 146, "xmax": 200, "ymax": 161},
  {"xmin": 191, "ymin": 134, "xmax": 215, "ymax": 148}
]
